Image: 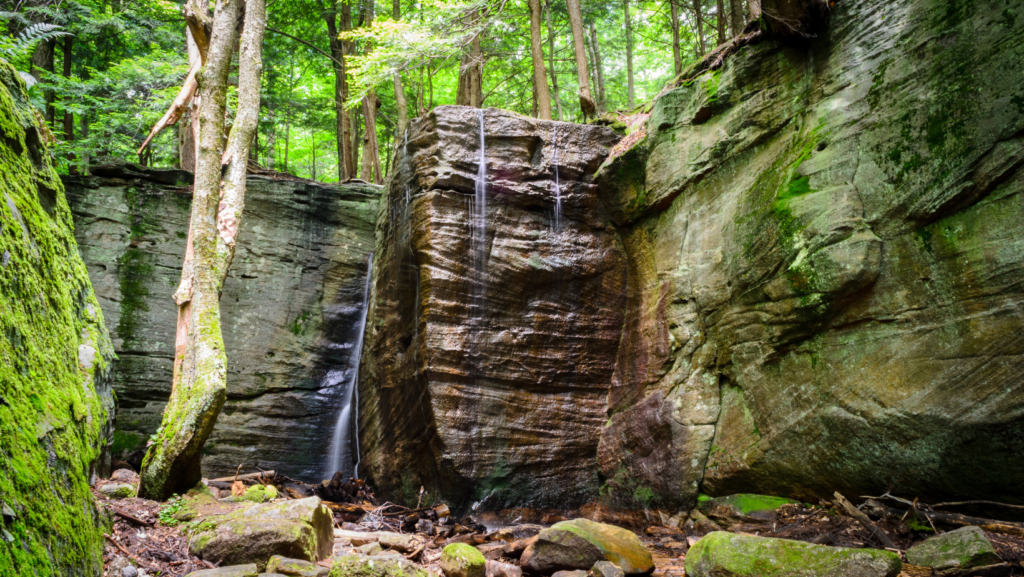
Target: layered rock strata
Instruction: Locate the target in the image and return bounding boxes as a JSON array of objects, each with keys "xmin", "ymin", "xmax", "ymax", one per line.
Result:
[
  {"xmin": 596, "ymin": 0, "xmax": 1024, "ymax": 509},
  {"xmin": 0, "ymin": 60, "xmax": 114, "ymax": 575},
  {"xmin": 65, "ymin": 164, "xmax": 379, "ymax": 480},
  {"xmin": 359, "ymin": 106, "xmax": 623, "ymax": 510}
]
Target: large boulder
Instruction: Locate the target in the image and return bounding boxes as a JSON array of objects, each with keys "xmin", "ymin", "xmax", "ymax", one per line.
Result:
[
  {"xmin": 521, "ymin": 519, "xmax": 653, "ymax": 575},
  {"xmin": 685, "ymin": 532, "xmax": 902, "ymax": 577},
  {"xmin": 905, "ymin": 526, "xmax": 1004, "ymax": 576},
  {"xmin": 440, "ymin": 544, "xmax": 487, "ymax": 577},
  {"xmin": 64, "ymin": 163, "xmax": 380, "ymax": 481},
  {"xmin": 0, "ymin": 59, "xmax": 115, "ymax": 575},
  {"xmin": 188, "ymin": 497, "xmax": 334, "ymax": 567}
]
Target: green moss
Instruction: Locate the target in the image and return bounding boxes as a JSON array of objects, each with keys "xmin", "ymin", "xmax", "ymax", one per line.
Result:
[{"xmin": 0, "ymin": 59, "xmax": 114, "ymax": 576}]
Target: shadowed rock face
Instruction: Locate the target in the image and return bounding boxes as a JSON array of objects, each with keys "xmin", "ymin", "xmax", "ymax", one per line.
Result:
[
  {"xmin": 359, "ymin": 106, "xmax": 624, "ymax": 510},
  {"xmin": 65, "ymin": 165, "xmax": 379, "ymax": 481},
  {"xmin": 595, "ymin": 0, "xmax": 1024, "ymax": 509}
]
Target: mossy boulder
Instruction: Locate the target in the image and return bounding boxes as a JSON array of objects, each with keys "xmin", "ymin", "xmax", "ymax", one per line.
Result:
[
  {"xmin": 685, "ymin": 532, "xmax": 902, "ymax": 577},
  {"xmin": 440, "ymin": 543, "xmax": 486, "ymax": 577},
  {"xmin": 99, "ymin": 483, "xmax": 137, "ymax": 499},
  {"xmin": 697, "ymin": 494, "xmax": 798, "ymax": 528},
  {"xmin": 185, "ymin": 566, "xmax": 259, "ymax": 577},
  {"xmin": 521, "ymin": 519, "xmax": 653, "ymax": 575},
  {"xmin": 0, "ymin": 58, "xmax": 115, "ymax": 575},
  {"xmin": 905, "ymin": 526, "xmax": 1003, "ymax": 576},
  {"xmin": 188, "ymin": 497, "xmax": 334, "ymax": 568},
  {"xmin": 329, "ymin": 553, "xmax": 438, "ymax": 577},
  {"xmin": 234, "ymin": 484, "xmax": 278, "ymax": 503},
  {"xmin": 266, "ymin": 555, "xmax": 330, "ymax": 576}
]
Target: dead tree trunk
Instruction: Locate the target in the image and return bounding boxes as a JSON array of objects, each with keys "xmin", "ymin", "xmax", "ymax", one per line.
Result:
[
  {"xmin": 138, "ymin": 0, "xmax": 267, "ymax": 501},
  {"xmin": 529, "ymin": 0, "xmax": 552, "ymax": 120},
  {"xmin": 565, "ymin": 0, "xmax": 596, "ymax": 118}
]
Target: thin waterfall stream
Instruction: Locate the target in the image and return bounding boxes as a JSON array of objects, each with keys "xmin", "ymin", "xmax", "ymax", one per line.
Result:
[
  {"xmin": 552, "ymin": 122, "xmax": 562, "ymax": 230},
  {"xmin": 326, "ymin": 253, "xmax": 374, "ymax": 479},
  {"xmin": 471, "ymin": 110, "xmax": 487, "ymax": 318}
]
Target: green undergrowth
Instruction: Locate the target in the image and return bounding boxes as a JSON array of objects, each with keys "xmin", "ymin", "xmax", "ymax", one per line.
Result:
[{"xmin": 0, "ymin": 59, "xmax": 115, "ymax": 576}]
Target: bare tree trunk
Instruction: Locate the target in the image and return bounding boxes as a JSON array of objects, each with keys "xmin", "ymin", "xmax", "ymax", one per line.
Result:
[
  {"xmin": 565, "ymin": 0, "xmax": 595, "ymax": 117},
  {"xmin": 392, "ymin": 0, "xmax": 410, "ymax": 136},
  {"xmin": 31, "ymin": 38, "xmax": 55, "ymax": 125},
  {"xmin": 623, "ymin": 0, "xmax": 635, "ymax": 108},
  {"xmin": 545, "ymin": 0, "xmax": 563, "ymax": 121},
  {"xmin": 456, "ymin": 28, "xmax": 483, "ymax": 107},
  {"xmin": 351, "ymin": 106, "xmax": 361, "ymax": 172},
  {"xmin": 589, "ymin": 21, "xmax": 606, "ymax": 113},
  {"xmin": 730, "ymin": 0, "xmax": 744, "ymax": 35},
  {"xmin": 529, "ymin": 0, "xmax": 552, "ymax": 120},
  {"xmin": 138, "ymin": 0, "xmax": 267, "ymax": 501},
  {"xmin": 360, "ymin": 92, "xmax": 382, "ymax": 183},
  {"xmin": 693, "ymin": 0, "xmax": 706, "ymax": 56},
  {"xmin": 669, "ymin": 0, "xmax": 683, "ymax": 75},
  {"xmin": 61, "ymin": 35, "xmax": 75, "ymax": 172},
  {"xmin": 716, "ymin": 0, "xmax": 726, "ymax": 44},
  {"xmin": 322, "ymin": 0, "xmax": 354, "ymax": 180}
]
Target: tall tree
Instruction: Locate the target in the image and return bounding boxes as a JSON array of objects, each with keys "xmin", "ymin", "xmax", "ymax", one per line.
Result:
[
  {"xmin": 138, "ymin": 0, "xmax": 267, "ymax": 501},
  {"xmin": 528, "ymin": 0, "xmax": 551, "ymax": 119},
  {"xmin": 588, "ymin": 21, "xmax": 605, "ymax": 112},
  {"xmin": 360, "ymin": 0, "xmax": 382, "ymax": 183},
  {"xmin": 392, "ymin": 0, "xmax": 409, "ymax": 138},
  {"xmin": 669, "ymin": 0, "xmax": 682, "ymax": 75},
  {"xmin": 456, "ymin": 22, "xmax": 483, "ymax": 107},
  {"xmin": 30, "ymin": 38, "xmax": 55, "ymax": 124},
  {"xmin": 565, "ymin": 0, "xmax": 595, "ymax": 117},
  {"xmin": 544, "ymin": 0, "xmax": 562, "ymax": 120},
  {"xmin": 693, "ymin": 0, "xmax": 706, "ymax": 56},
  {"xmin": 320, "ymin": 0, "xmax": 355, "ymax": 180},
  {"xmin": 623, "ymin": 0, "xmax": 635, "ymax": 108},
  {"xmin": 716, "ymin": 0, "xmax": 726, "ymax": 45},
  {"xmin": 729, "ymin": 0, "xmax": 744, "ymax": 36}
]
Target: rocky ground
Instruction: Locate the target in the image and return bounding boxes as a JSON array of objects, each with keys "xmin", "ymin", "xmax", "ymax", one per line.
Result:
[{"xmin": 93, "ymin": 468, "xmax": 1024, "ymax": 577}]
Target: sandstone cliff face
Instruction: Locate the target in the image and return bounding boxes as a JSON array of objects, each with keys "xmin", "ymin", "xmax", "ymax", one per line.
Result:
[
  {"xmin": 364, "ymin": 0, "xmax": 1024, "ymax": 513},
  {"xmin": 360, "ymin": 107, "xmax": 623, "ymax": 510},
  {"xmin": 65, "ymin": 166, "xmax": 379, "ymax": 480},
  {"xmin": 596, "ymin": 0, "xmax": 1024, "ymax": 509},
  {"xmin": 0, "ymin": 61, "xmax": 114, "ymax": 575}
]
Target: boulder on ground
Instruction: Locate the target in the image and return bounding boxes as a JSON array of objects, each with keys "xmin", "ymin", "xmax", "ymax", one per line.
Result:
[
  {"xmin": 99, "ymin": 483, "xmax": 137, "ymax": 499},
  {"xmin": 685, "ymin": 532, "xmax": 901, "ymax": 577},
  {"xmin": 379, "ymin": 532, "xmax": 420, "ymax": 553},
  {"xmin": 551, "ymin": 571, "xmax": 587, "ymax": 577},
  {"xmin": 440, "ymin": 543, "xmax": 486, "ymax": 577},
  {"xmin": 696, "ymin": 494, "xmax": 797, "ymax": 529},
  {"xmin": 330, "ymin": 553, "xmax": 436, "ymax": 577},
  {"xmin": 356, "ymin": 543, "xmax": 384, "ymax": 556},
  {"xmin": 189, "ymin": 497, "xmax": 333, "ymax": 567},
  {"xmin": 905, "ymin": 527, "xmax": 1004, "ymax": 576},
  {"xmin": 485, "ymin": 560, "xmax": 522, "ymax": 577},
  {"xmin": 266, "ymin": 555, "xmax": 329, "ymax": 577},
  {"xmin": 590, "ymin": 561, "xmax": 624, "ymax": 577},
  {"xmin": 185, "ymin": 565, "xmax": 259, "ymax": 577},
  {"xmin": 521, "ymin": 519, "xmax": 653, "ymax": 575}
]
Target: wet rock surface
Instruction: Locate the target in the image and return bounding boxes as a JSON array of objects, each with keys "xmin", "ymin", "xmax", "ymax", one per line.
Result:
[
  {"xmin": 64, "ymin": 164, "xmax": 379, "ymax": 480},
  {"xmin": 521, "ymin": 519, "xmax": 653, "ymax": 575},
  {"xmin": 360, "ymin": 106, "xmax": 623, "ymax": 509},
  {"xmin": 906, "ymin": 527, "xmax": 1005, "ymax": 576}
]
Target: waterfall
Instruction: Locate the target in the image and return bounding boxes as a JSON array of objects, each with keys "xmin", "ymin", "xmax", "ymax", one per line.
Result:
[
  {"xmin": 471, "ymin": 110, "xmax": 487, "ymax": 314},
  {"xmin": 552, "ymin": 123, "xmax": 562, "ymax": 230},
  {"xmin": 326, "ymin": 253, "xmax": 374, "ymax": 479}
]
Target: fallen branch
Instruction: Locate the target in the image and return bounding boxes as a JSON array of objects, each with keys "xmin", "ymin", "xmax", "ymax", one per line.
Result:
[
  {"xmin": 103, "ymin": 534, "xmax": 160, "ymax": 572},
  {"xmin": 136, "ymin": 60, "xmax": 200, "ymax": 156},
  {"xmin": 209, "ymin": 470, "xmax": 274, "ymax": 483},
  {"xmin": 871, "ymin": 503, "xmax": 1024, "ymax": 537},
  {"xmin": 834, "ymin": 492, "xmax": 898, "ymax": 549},
  {"xmin": 931, "ymin": 500, "xmax": 1024, "ymax": 512},
  {"xmin": 106, "ymin": 506, "xmax": 155, "ymax": 527}
]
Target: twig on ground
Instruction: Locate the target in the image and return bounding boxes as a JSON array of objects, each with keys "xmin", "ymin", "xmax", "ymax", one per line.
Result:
[{"xmin": 834, "ymin": 492, "xmax": 898, "ymax": 550}]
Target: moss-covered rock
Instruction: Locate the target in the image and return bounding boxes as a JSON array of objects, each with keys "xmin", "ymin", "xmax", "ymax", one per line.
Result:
[
  {"xmin": 685, "ymin": 532, "xmax": 902, "ymax": 577},
  {"xmin": 521, "ymin": 519, "xmax": 653, "ymax": 575},
  {"xmin": 329, "ymin": 553, "xmax": 437, "ymax": 577},
  {"xmin": 185, "ymin": 565, "xmax": 260, "ymax": 577},
  {"xmin": 905, "ymin": 526, "xmax": 1003, "ymax": 576},
  {"xmin": 697, "ymin": 494, "xmax": 798, "ymax": 529},
  {"xmin": 0, "ymin": 58, "xmax": 115, "ymax": 575},
  {"xmin": 266, "ymin": 555, "xmax": 330, "ymax": 576},
  {"xmin": 440, "ymin": 544, "xmax": 486, "ymax": 577}
]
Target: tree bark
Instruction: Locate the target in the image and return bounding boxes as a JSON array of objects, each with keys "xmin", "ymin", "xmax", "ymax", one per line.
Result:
[
  {"xmin": 693, "ymin": 0, "xmax": 706, "ymax": 56},
  {"xmin": 528, "ymin": 0, "xmax": 552, "ymax": 120},
  {"xmin": 729, "ymin": 0, "xmax": 745, "ymax": 36},
  {"xmin": 669, "ymin": 0, "xmax": 682, "ymax": 76},
  {"xmin": 359, "ymin": 1, "xmax": 382, "ymax": 183},
  {"xmin": 716, "ymin": 0, "xmax": 726, "ymax": 45},
  {"xmin": 747, "ymin": 0, "xmax": 761, "ymax": 20},
  {"xmin": 456, "ymin": 25, "xmax": 483, "ymax": 107},
  {"xmin": 565, "ymin": 0, "xmax": 595, "ymax": 118},
  {"xmin": 138, "ymin": 0, "xmax": 267, "ymax": 501},
  {"xmin": 545, "ymin": 0, "xmax": 563, "ymax": 120},
  {"xmin": 588, "ymin": 21, "xmax": 606, "ymax": 113},
  {"xmin": 623, "ymin": 0, "xmax": 635, "ymax": 108},
  {"xmin": 392, "ymin": 0, "xmax": 410, "ymax": 137},
  {"xmin": 30, "ymin": 38, "xmax": 55, "ymax": 125},
  {"xmin": 322, "ymin": 0, "xmax": 354, "ymax": 181}
]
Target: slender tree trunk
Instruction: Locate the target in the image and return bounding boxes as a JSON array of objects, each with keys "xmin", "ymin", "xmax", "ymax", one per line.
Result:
[
  {"xmin": 138, "ymin": 0, "xmax": 267, "ymax": 501},
  {"xmin": 623, "ymin": 1, "xmax": 635, "ymax": 108},
  {"xmin": 693, "ymin": 0, "xmax": 706, "ymax": 56},
  {"xmin": 283, "ymin": 112, "xmax": 290, "ymax": 172},
  {"xmin": 312, "ymin": 133, "xmax": 317, "ymax": 180},
  {"xmin": 529, "ymin": 0, "xmax": 552, "ymax": 120},
  {"xmin": 589, "ymin": 21, "xmax": 606, "ymax": 113},
  {"xmin": 716, "ymin": 0, "xmax": 726, "ymax": 45},
  {"xmin": 323, "ymin": 0, "xmax": 354, "ymax": 180},
  {"xmin": 456, "ymin": 26, "xmax": 483, "ymax": 107},
  {"xmin": 61, "ymin": 35, "xmax": 76, "ymax": 172},
  {"xmin": 351, "ymin": 107, "xmax": 361, "ymax": 173},
  {"xmin": 360, "ymin": 1, "xmax": 382, "ymax": 183},
  {"xmin": 545, "ymin": 0, "xmax": 563, "ymax": 121},
  {"xmin": 30, "ymin": 39, "xmax": 55, "ymax": 125},
  {"xmin": 565, "ymin": 0, "xmax": 595, "ymax": 117},
  {"xmin": 747, "ymin": 0, "xmax": 760, "ymax": 20},
  {"xmin": 392, "ymin": 0, "xmax": 410, "ymax": 136},
  {"xmin": 669, "ymin": 0, "xmax": 683, "ymax": 75},
  {"xmin": 730, "ymin": 0, "xmax": 744, "ymax": 35}
]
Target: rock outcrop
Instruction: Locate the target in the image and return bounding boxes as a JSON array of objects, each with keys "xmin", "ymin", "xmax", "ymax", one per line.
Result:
[
  {"xmin": 64, "ymin": 164, "xmax": 379, "ymax": 480},
  {"xmin": 595, "ymin": 0, "xmax": 1024, "ymax": 510},
  {"xmin": 359, "ymin": 106, "xmax": 623, "ymax": 509},
  {"xmin": 362, "ymin": 0, "xmax": 1024, "ymax": 514},
  {"xmin": 0, "ymin": 60, "xmax": 115, "ymax": 575}
]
